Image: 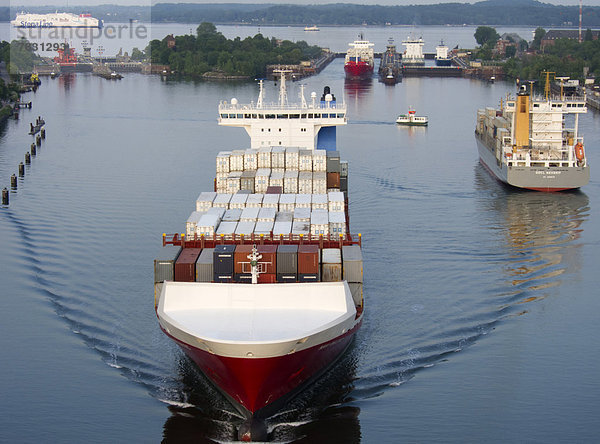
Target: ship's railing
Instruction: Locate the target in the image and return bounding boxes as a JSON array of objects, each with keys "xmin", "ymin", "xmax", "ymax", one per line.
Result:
[
  {"xmin": 218, "ymin": 101, "xmax": 347, "ymax": 112},
  {"xmin": 502, "ymin": 137, "xmax": 586, "ymax": 168},
  {"xmin": 162, "ymin": 232, "xmax": 362, "ymax": 249}
]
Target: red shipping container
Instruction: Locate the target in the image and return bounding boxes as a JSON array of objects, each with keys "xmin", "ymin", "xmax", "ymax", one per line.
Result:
[
  {"xmin": 234, "ymin": 245, "xmax": 254, "ymax": 274},
  {"xmin": 257, "ymin": 244, "xmax": 277, "ymax": 274},
  {"xmin": 298, "ymin": 244, "xmax": 319, "ymax": 274},
  {"xmin": 327, "ymin": 172, "xmax": 340, "ymax": 189},
  {"xmin": 266, "ymin": 186, "xmax": 283, "ymax": 194},
  {"xmin": 174, "ymin": 248, "xmax": 202, "ymax": 282},
  {"xmin": 258, "ymin": 273, "xmax": 277, "ymax": 283}
]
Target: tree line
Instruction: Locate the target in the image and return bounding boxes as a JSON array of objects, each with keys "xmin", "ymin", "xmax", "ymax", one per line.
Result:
[{"xmin": 146, "ymin": 22, "xmax": 323, "ymax": 78}]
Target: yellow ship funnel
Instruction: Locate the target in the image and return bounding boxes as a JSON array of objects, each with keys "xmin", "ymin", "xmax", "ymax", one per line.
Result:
[{"xmin": 514, "ymin": 86, "xmax": 530, "ymax": 149}]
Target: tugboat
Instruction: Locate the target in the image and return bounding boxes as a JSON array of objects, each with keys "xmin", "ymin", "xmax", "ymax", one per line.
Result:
[
  {"xmin": 378, "ymin": 38, "xmax": 402, "ymax": 85},
  {"xmin": 475, "ymin": 75, "xmax": 589, "ymax": 191},
  {"xmin": 154, "ymin": 71, "xmax": 364, "ymax": 441},
  {"xmin": 396, "ymin": 107, "xmax": 428, "ymax": 126}
]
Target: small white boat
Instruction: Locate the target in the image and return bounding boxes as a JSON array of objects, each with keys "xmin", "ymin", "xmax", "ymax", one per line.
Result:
[
  {"xmin": 396, "ymin": 108, "xmax": 428, "ymax": 126},
  {"xmin": 304, "ymin": 25, "xmax": 320, "ymax": 31}
]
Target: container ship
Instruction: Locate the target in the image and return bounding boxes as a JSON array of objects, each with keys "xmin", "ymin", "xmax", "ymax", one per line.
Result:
[
  {"xmin": 475, "ymin": 80, "xmax": 589, "ymax": 191},
  {"xmin": 344, "ymin": 35, "xmax": 374, "ymax": 80},
  {"xmin": 11, "ymin": 12, "xmax": 103, "ymax": 28},
  {"xmin": 154, "ymin": 71, "xmax": 364, "ymax": 440}
]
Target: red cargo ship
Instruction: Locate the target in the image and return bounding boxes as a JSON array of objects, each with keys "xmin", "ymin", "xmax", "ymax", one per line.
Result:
[
  {"xmin": 154, "ymin": 71, "xmax": 364, "ymax": 441},
  {"xmin": 344, "ymin": 36, "xmax": 374, "ymax": 80}
]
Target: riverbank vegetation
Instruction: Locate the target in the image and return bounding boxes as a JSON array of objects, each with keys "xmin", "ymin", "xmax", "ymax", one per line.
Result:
[{"xmin": 146, "ymin": 22, "xmax": 323, "ymax": 78}]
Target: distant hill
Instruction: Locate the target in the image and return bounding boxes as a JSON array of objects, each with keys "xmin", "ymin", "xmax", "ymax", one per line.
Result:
[{"xmin": 2, "ymin": 2, "xmax": 600, "ymax": 26}]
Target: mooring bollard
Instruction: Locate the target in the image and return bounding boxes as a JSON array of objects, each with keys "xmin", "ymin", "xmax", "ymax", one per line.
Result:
[
  {"xmin": 2, "ymin": 187, "xmax": 8, "ymax": 205},
  {"xmin": 36, "ymin": 134, "xmax": 41, "ymax": 146},
  {"xmin": 31, "ymin": 144, "xmax": 36, "ymax": 156},
  {"xmin": 25, "ymin": 152, "xmax": 31, "ymax": 165},
  {"xmin": 41, "ymin": 127, "xmax": 46, "ymax": 139},
  {"xmin": 18, "ymin": 162, "xmax": 25, "ymax": 177},
  {"xmin": 10, "ymin": 174, "xmax": 17, "ymax": 189}
]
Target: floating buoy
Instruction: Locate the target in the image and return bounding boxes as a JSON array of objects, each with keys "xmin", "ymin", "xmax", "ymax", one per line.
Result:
[
  {"xmin": 2, "ymin": 187, "xmax": 8, "ymax": 205},
  {"xmin": 31, "ymin": 144, "xmax": 36, "ymax": 156},
  {"xmin": 18, "ymin": 162, "xmax": 25, "ymax": 177},
  {"xmin": 25, "ymin": 152, "xmax": 31, "ymax": 164},
  {"xmin": 41, "ymin": 127, "xmax": 45, "ymax": 139},
  {"xmin": 11, "ymin": 174, "xmax": 17, "ymax": 189}
]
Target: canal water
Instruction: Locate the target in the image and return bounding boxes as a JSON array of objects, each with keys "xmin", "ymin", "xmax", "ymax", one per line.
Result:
[{"xmin": 1, "ymin": 27, "xmax": 600, "ymax": 443}]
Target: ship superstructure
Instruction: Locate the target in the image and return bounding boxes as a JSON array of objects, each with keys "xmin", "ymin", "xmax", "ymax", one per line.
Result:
[
  {"xmin": 435, "ymin": 40, "xmax": 452, "ymax": 66},
  {"xmin": 154, "ymin": 71, "xmax": 363, "ymax": 440},
  {"xmin": 402, "ymin": 36, "xmax": 425, "ymax": 66},
  {"xmin": 476, "ymin": 81, "xmax": 589, "ymax": 191}
]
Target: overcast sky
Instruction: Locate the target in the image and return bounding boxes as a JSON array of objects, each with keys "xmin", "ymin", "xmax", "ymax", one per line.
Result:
[{"xmin": 5, "ymin": 1, "xmax": 597, "ymax": 7}]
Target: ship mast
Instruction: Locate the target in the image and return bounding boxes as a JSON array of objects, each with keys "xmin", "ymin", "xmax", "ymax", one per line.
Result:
[{"xmin": 248, "ymin": 245, "xmax": 263, "ymax": 284}]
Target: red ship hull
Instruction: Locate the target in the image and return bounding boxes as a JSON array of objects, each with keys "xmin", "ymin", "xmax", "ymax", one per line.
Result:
[
  {"xmin": 162, "ymin": 319, "xmax": 362, "ymax": 417},
  {"xmin": 344, "ymin": 61, "xmax": 373, "ymax": 80}
]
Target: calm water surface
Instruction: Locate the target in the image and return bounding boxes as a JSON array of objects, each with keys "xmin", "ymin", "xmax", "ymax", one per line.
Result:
[{"xmin": 1, "ymin": 29, "xmax": 600, "ymax": 444}]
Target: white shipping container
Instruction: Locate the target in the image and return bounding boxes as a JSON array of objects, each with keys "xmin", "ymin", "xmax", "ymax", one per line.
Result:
[
  {"xmin": 226, "ymin": 171, "xmax": 242, "ymax": 194},
  {"xmin": 257, "ymin": 147, "xmax": 272, "ymax": 168},
  {"xmin": 246, "ymin": 193, "xmax": 264, "ymax": 208},
  {"xmin": 298, "ymin": 171, "xmax": 313, "ymax": 194},
  {"xmin": 313, "ymin": 149, "xmax": 327, "ymax": 172},
  {"xmin": 235, "ymin": 221, "xmax": 256, "ymax": 237},
  {"xmin": 254, "ymin": 220, "xmax": 274, "ymax": 235},
  {"xmin": 196, "ymin": 213, "xmax": 221, "ymax": 236},
  {"xmin": 311, "ymin": 193, "xmax": 328, "ymax": 210},
  {"xmin": 186, "ymin": 211, "xmax": 205, "ymax": 237},
  {"xmin": 312, "ymin": 172, "xmax": 327, "ymax": 194},
  {"xmin": 229, "ymin": 150, "xmax": 245, "ymax": 171},
  {"xmin": 206, "ymin": 206, "xmax": 226, "ymax": 218},
  {"xmin": 213, "ymin": 193, "xmax": 232, "ymax": 209},
  {"xmin": 285, "ymin": 147, "xmax": 299, "ymax": 170},
  {"xmin": 229, "ymin": 193, "xmax": 248, "ymax": 209},
  {"xmin": 255, "ymin": 168, "xmax": 271, "ymax": 193},
  {"xmin": 273, "ymin": 221, "xmax": 292, "ymax": 237},
  {"xmin": 299, "ymin": 149, "xmax": 313, "ymax": 171},
  {"xmin": 310, "ymin": 209, "xmax": 330, "ymax": 236},
  {"xmin": 222, "ymin": 208, "xmax": 242, "ymax": 222},
  {"xmin": 293, "ymin": 207, "xmax": 311, "ymax": 221},
  {"xmin": 262, "ymin": 193, "xmax": 280, "ymax": 209},
  {"xmin": 328, "ymin": 211, "xmax": 346, "ymax": 235},
  {"xmin": 244, "ymin": 149, "xmax": 258, "ymax": 171},
  {"xmin": 340, "ymin": 160, "xmax": 348, "ymax": 177},
  {"xmin": 328, "ymin": 191, "xmax": 345, "ymax": 212},
  {"xmin": 216, "ymin": 172, "xmax": 228, "ymax": 193},
  {"xmin": 258, "ymin": 207, "xmax": 277, "ymax": 221},
  {"xmin": 322, "ymin": 247, "xmax": 342, "ymax": 264},
  {"xmin": 292, "ymin": 220, "xmax": 310, "ymax": 235},
  {"xmin": 269, "ymin": 171, "xmax": 284, "ymax": 188},
  {"xmin": 240, "ymin": 206, "xmax": 260, "ymax": 221},
  {"xmin": 271, "ymin": 147, "xmax": 286, "ymax": 168},
  {"xmin": 216, "ymin": 151, "xmax": 231, "ymax": 173},
  {"xmin": 295, "ymin": 193, "xmax": 311, "ymax": 208},
  {"xmin": 275, "ymin": 211, "xmax": 293, "ymax": 222},
  {"xmin": 196, "ymin": 191, "xmax": 216, "ymax": 212},
  {"xmin": 216, "ymin": 221, "xmax": 238, "ymax": 236},
  {"xmin": 284, "ymin": 170, "xmax": 298, "ymax": 194},
  {"xmin": 279, "ymin": 194, "xmax": 296, "ymax": 212}
]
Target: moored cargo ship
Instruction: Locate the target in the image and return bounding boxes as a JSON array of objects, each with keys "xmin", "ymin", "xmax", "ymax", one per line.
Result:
[
  {"xmin": 475, "ymin": 80, "xmax": 589, "ymax": 191},
  {"xmin": 344, "ymin": 35, "xmax": 374, "ymax": 80},
  {"xmin": 154, "ymin": 71, "xmax": 364, "ymax": 440}
]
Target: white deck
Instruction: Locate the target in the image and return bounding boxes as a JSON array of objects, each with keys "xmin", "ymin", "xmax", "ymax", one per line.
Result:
[{"xmin": 158, "ymin": 281, "xmax": 355, "ymax": 344}]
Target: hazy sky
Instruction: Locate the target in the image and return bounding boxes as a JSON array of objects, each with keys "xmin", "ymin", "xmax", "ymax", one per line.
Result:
[{"xmin": 5, "ymin": 1, "xmax": 597, "ymax": 7}]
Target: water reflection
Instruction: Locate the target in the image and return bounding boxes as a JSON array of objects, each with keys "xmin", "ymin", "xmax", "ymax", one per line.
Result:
[
  {"xmin": 475, "ymin": 165, "xmax": 589, "ymax": 300},
  {"xmin": 344, "ymin": 77, "xmax": 373, "ymax": 101},
  {"xmin": 58, "ymin": 73, "xmax": 76, "ymax": 91},
  {"xmin": 162, "ymin": 346, "xmax": 361, "ymax": 442}
]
